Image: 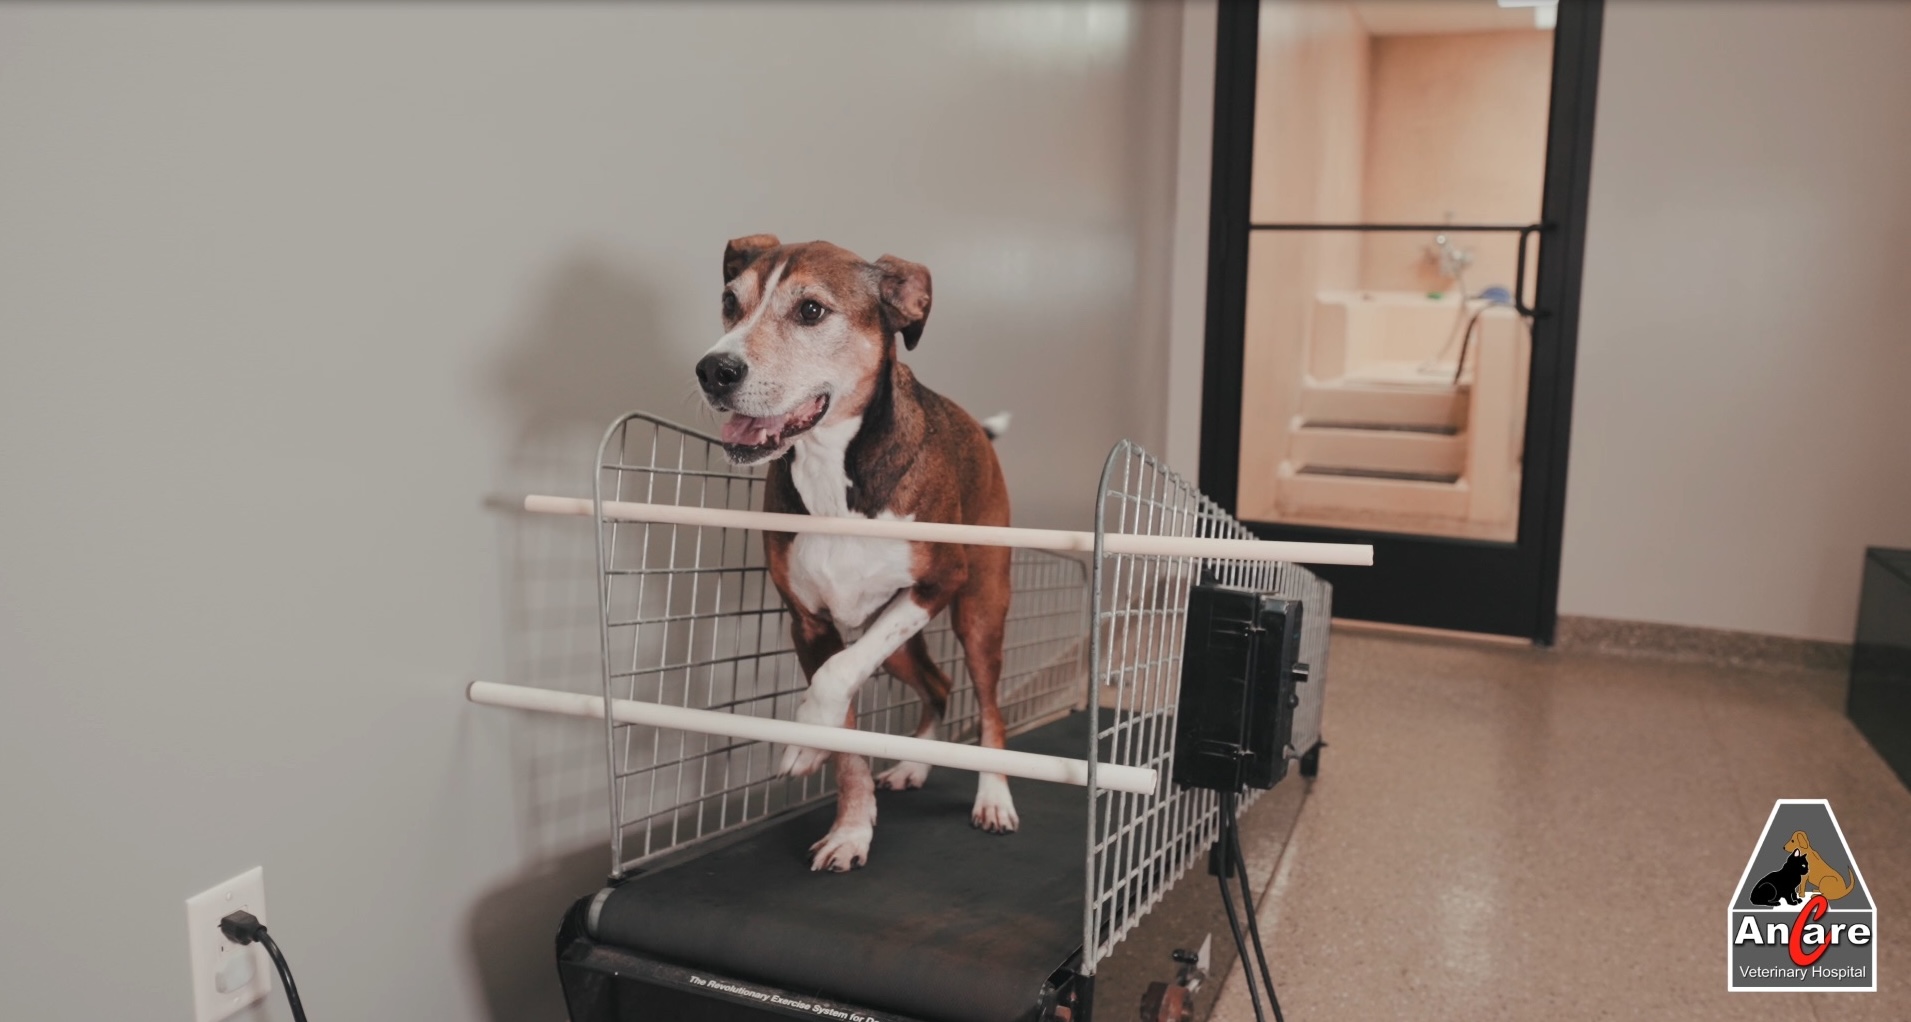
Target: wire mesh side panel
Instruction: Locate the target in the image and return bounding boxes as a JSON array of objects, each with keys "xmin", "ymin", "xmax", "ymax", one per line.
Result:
[
  {"xmin": 1082, "ymin": 441, "xmax": 1333, "ymax": 973},
  {"xmin": 593, "ymin": 412, "xmax": 1089, "ymax": 878}
]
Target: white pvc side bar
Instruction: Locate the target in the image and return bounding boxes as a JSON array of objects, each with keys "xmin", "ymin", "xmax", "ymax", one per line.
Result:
[
  {"xmin": 522, "ymin": 495, "xmax": 1373, "ymax": 567},
  {"xmin": 467, "ymin": 681, "xmax": 1159, "ymax": 796}
]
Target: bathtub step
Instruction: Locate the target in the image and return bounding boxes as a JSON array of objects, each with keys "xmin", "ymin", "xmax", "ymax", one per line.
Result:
[
  {"xmin": 1343, "ymin": 360, "xmax": 1469, "ymax": 386},
  {"xmin": 1298, "ymin": 465, "xmax": 1462, "ymax": 484},
  {"xmin": 1274, "ymin": 460, "xmax": 1471, "ymax": 519},
  {"xmin": 1289, "ymin": 424, "xmax": 1466, "ymax": 478},
  {"xmin": 1301, "ymin": 420, "xmax": 1459, "ymax": 435},
  {"xmin": 1299, "ymin": 380, "xmax": 1467, "ymax": 432}
]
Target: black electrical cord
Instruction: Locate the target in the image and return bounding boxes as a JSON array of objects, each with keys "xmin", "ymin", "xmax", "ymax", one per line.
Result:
[
  {"xmin": 1450, "ymin": 297, "xmax": 1532, "ymax": 386},
  {"xmin": 219, "ymin": 910, "xmax": 310, "ymax": 1022},
  {"xmin": 1217, "ymin": 792, "xmax": 1286, "ymax": 1022},
  {"xmin": 1215, "ymin": 838, "xmax": 1265, "ymax": 1022},
  {"xmin": 1449, "ymin": 305, "xmax": 1490, "ymax": 386},
  {"xmin": 1230, "ymin": 804, "xmax": 1286, "ymax": 1022}
]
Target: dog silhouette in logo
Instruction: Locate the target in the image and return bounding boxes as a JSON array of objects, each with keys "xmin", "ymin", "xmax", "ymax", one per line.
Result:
[
  {"xmin": 1785, "ymin": 831, "xmax": 1854, "ymax": 900},
  {"xmin": 1750, "ymin": 850, "xmax": 1809, "ymax": 907}
]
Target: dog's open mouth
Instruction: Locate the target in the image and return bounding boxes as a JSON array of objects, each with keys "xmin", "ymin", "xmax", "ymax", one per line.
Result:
[{"xmin": 719, "ymin": 393, "xmax": 829, "ymax": 462}]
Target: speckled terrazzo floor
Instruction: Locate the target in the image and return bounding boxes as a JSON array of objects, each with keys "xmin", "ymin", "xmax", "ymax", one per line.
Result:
[{"xmin": 1207, "ymin": 627, "xmax": 1911, "ymax": 1021}]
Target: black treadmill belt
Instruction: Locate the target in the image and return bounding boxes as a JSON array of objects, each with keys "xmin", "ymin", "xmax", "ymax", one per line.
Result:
[{"xmin": 589, "ymin": 713, "xmax": 1092, "ymax": 1022}]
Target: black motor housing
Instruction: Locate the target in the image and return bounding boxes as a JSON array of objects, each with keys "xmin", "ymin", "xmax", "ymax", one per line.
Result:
[{"xmin": 1171, "ymin": 579, "xmax": 1308, "ymax": 794}]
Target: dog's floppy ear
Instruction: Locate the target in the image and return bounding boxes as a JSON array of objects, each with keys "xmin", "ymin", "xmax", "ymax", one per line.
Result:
[
  {"xmin": 723, "ymin": 234, "xmax": 781, "ymax": 284},
  {"xmin": 874, "ymin": 255, "xmax": 932, "ymax": 350}
]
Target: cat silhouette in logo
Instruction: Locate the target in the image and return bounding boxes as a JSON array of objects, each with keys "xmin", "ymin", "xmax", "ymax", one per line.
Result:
[
  {"xmin": 1785, "ymin": 831, "xmax": 1854, "ymax": 900},
  {"xmin": 1750, "ymin": 850, "xmax": 1810, "ymax": 907}
]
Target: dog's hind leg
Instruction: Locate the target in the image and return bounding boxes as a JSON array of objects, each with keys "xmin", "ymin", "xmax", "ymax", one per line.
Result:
[
  {"xmin": 955, "ymin": 548, "xmax": 1017, "ymax": 834},
  {"xmin": 874, "ymin": 633, "xmax": 952, "ymax": 791}
]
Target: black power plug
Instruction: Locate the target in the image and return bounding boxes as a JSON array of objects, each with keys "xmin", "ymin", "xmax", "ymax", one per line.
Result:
[{"xmin": 217, "ymin": 910, "xmax": 310, "ymax": 1022}]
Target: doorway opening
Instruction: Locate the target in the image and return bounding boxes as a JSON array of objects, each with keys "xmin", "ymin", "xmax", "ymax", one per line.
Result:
[{"xmin": 1201, "ymin": 0, "xmax": 1603, "ymax": 640}]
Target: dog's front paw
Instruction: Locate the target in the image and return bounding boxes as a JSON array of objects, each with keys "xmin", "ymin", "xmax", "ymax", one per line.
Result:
[
  {"xmin": 809, "ymin": 825, "xmax": 874, "ymax": 873},
  {"xmin": 876, "ymin": 760, "xmax": 931, "ymax": 791},
  {"xmin": 778, "ymin": 693, "xmax": 848, "ymax": 778},
  {"xmin": 779, "ymin": 742, "xmax": 832, "ymax": 778},
  {"xmin": 971, "ymin": 773, "xmax": 1019, "ymax": 834},
  {"xmin": 792, "ymin": 690, "xmax": 848, "ymax": 728}
]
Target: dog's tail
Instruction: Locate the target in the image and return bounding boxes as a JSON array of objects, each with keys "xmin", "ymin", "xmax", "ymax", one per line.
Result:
[{"xmin": 979, "ymin": 411, "xmax": 1012, "ymax": 441}]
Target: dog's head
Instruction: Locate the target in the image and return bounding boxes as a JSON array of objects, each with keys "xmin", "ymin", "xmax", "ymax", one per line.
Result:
[
  {"xmin": 695, "ymin": 234, "xmax": 932, "ymax": 464},
  {"xmin": 1785, "ymin": 831, "xmax": 1811, "ymax": 855}
]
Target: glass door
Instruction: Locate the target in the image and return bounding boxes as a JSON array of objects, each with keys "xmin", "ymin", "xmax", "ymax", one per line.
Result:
[{"xmin": 1200, "ymin": 0, "xmax": 1604, "ymax": 640}]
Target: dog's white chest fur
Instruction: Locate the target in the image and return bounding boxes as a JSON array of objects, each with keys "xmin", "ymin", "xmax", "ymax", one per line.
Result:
[{"xmin": 784, "ymin": 416, "xmax": 916, "ymax": 630}]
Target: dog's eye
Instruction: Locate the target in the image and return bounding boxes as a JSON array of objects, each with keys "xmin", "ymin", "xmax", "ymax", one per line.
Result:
[
  {"xmin": 721, "ymin": 291, "xmax": 741, "ymax": 320},
  {"xmin": 796, "ymin": 299, "xmax": 827, "ymax": 325}
]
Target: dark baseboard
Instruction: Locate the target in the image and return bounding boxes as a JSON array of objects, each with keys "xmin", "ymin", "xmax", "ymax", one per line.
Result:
[{"xmin": 1555, "ymin": 615, "xmax": 1851, "ymax": 673}]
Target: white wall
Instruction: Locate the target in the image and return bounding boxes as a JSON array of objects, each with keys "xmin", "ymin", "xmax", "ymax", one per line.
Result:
[
  {"xmin": 0, "ymin": 4, "xmax": 1183, "ymax": 1019},
  {"xmin": 1358, "ymin": 28, "xmax": 1550, "ymax": 293},
  {"xmin": 1560, "ymin": 0, "xmax": 1911, "ymax": 642},
  {"xmin": 1165, "ymin": 0, "xmax": 1219, "ymax": 479}
]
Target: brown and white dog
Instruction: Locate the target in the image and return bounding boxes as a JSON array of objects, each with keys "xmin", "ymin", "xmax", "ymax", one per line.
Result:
[{"xmin": 695, "ymin": 235, "xmax": 1017, "ymax": 873}]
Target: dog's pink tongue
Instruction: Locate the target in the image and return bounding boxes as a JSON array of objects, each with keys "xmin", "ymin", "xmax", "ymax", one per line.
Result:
[{"xmin": 722, "ymin": 412, "xmax": 787, "ymax": 447}]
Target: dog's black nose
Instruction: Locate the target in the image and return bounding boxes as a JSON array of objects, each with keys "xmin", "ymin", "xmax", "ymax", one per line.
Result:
[{"xmin": 696, "ymin": 354, "xmax": 748, "ymax": 398}]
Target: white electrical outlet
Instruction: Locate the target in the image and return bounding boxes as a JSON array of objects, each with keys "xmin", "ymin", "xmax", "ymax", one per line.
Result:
[{"xmin": 185, "ymin": 867, "xmax": 272, "ymax": 1022}]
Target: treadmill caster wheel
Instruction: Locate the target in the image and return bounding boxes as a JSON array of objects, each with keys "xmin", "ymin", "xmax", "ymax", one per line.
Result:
[{"xmin": 1299, "ymin": 742, "xmax": 1322, "ymax": 778}]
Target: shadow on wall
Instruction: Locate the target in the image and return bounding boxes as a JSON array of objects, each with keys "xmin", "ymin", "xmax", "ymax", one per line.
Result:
[
  {"xmin": 467, "ymin": 248, "xmax": 708, "ymax": 1022},
  {"xmin": 467, "ymin": 842, "xmax": 607, "ymax": 1022}
]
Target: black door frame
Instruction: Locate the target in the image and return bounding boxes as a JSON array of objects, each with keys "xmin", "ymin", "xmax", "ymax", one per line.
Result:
[{"xmin": 1197, "ymin": 0, "xmax": 1604, "ymax": 643}]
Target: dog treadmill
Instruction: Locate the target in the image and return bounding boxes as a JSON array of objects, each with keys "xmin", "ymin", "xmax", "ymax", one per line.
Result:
[
  {"xmin": 470, "ymin": 412, "xmax": 1342, "ymax": 1022},
  {"xmin": 559, "ymin": 713, "xmax": 1094, "ymax": 1022}
]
